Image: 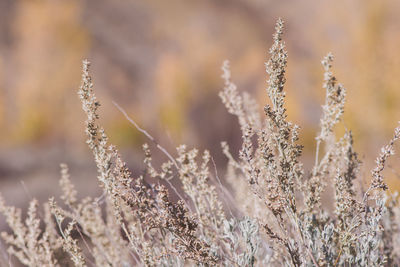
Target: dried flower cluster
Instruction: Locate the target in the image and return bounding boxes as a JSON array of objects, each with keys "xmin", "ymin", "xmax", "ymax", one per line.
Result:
[{"xmin": 1, "ymin": 19, "xmax": 400, "ymax": 266}]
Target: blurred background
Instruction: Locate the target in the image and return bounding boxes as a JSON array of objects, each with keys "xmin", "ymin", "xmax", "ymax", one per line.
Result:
[{"xmin": 1, "ymin": 0, "xmax": 400, "ymax": 216}]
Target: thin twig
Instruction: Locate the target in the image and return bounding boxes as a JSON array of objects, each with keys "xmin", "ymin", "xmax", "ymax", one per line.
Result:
[
  {"xmin": 113, "ymin": 101, "xmax": 191, "ymax": 209},
  {"xmin": 112, "ymin": 101, "xmax": 178, "ymax": 169},
  {"xmin": 211, "ymin": 156, "xmax": 234, "ymax": 218},
  {"xmin": 333, "ymin": 247, "xmax": 343, "ymax": 267},
  {"xmin": 74, "ymin": 226, "xmax": 96, "ymax": 266}
]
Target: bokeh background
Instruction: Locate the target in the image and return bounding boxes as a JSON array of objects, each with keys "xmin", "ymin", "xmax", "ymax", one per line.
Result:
[{"xmin": 1, "ymin": 0, "xmax": 400, "ymax": 222}]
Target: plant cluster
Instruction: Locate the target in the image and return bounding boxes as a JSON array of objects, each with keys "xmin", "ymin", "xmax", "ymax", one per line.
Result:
[{"xmin": 1, "ymin": 19, "xmax": 400, "ymax": 266}]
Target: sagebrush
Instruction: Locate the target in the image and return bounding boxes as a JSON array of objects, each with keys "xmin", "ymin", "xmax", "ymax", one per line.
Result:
[{"xmin": 1, "ymin": 18, "xmax": 399, "ymax": 267}]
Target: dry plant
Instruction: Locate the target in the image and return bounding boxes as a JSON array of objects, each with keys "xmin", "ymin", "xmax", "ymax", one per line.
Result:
[{"xmin": 1, "ymin": 18, "xmax": 400, "ymax": 266}]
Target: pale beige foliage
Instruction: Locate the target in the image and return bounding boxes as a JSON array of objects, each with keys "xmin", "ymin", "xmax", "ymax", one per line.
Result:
[{"xmin": 1, "ymin": 18, "xmax": 400, "ymax": 267}]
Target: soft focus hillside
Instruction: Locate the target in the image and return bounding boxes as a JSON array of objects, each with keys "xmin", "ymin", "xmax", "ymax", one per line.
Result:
[{"xmin": 1, "ymin": 0, "xmax": 400, "ymax": 212}]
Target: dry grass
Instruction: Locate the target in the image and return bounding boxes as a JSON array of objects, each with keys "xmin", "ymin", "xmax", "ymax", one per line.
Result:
[{"xmin": 1, "ymin": 19, "xmax": 400, "ymax": 266}]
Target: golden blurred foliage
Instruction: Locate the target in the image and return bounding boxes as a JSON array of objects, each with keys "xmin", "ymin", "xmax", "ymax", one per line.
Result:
[
  {"xmin": 2, "ymin": 0, "xmax": 89, "ymax": 144},
  {"xmin": 0, "ymin": 0, "xmax": 400, "ymax": 171}
]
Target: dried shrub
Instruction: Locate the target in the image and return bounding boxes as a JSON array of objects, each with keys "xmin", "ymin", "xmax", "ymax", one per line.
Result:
[{"xmin": 1, "ymin": 18, "xmax": 400, "ymax": 266}]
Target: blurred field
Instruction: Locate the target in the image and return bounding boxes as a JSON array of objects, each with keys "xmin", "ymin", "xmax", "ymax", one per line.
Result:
[{"xmin": 1, "ymin": 0, "xmax": 400, "ymax": 219}]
